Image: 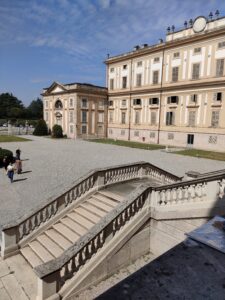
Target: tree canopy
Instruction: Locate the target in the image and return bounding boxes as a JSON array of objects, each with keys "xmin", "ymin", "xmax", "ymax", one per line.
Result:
[{"xmin": 0, "ymin": 93, "xmax": 43, "ymax": 120}]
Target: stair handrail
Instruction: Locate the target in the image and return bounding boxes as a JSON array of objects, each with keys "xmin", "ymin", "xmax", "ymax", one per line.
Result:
[{"xmin": 1, "ymin": 161, "xmax": 181, "ymax": 257}]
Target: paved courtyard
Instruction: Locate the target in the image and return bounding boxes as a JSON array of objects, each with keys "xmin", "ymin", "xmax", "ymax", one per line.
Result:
[{"xmin": 0, "ymin": 135, "xmax": 225, "ymax": 231}]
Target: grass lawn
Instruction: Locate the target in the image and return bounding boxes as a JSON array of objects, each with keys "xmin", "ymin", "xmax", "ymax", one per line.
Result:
[
  {"xmin": 174, "ymin": 148, "xmax": 225, "ymax": 161},
  {"xmin": 88, "ymin": 138, "xmax": 165, "ymax": 150},
  {"xmin": 0, "ymin": 135, "xmax": 31, "ymax": 143}
]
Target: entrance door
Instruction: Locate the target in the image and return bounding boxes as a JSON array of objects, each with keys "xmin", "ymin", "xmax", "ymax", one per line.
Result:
[{"xmin": 187, "ymin": 134, "xmax": 194, "ymax": 147}]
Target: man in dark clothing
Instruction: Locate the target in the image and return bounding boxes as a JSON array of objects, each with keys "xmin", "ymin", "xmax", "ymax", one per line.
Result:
[{"xmin": 15, "ymin": 148, "xmax": 21, "ymax": 160}]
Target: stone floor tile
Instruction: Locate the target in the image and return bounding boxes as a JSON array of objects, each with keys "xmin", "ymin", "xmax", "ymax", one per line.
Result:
[{"xmin": 1, "ymin": 273, "xmax": 29, "ymax": 300}]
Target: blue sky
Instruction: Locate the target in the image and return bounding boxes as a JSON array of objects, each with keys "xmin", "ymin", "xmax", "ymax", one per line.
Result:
[{"xmin": 0, "ymin": 0, "xmax": 224, "ymax": 105}]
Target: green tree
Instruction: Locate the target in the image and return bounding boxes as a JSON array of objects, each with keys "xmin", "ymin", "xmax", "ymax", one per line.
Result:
[
  {"xmin": 52, "ymin": 124, "xmax": 63, "ymax": 138},
  {"xmin": 33, "ymin": 119, "xmax": 48, "ymax": 136},
  {"xmin": 26, "ymin": 98, "xmax": 43, "ymax": 119},
  {"xmin": 0, "ymin": 93, "xmax": 25, "ymax": 119}
]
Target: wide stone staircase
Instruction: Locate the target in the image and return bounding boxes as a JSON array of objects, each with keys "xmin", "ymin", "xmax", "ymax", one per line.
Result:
[
  {"xmin": 1, "ymin": 162, "xmax": 225, "ymax": 300},
  {"xmin": 20, "ymin": 191, "xmax": 124, "ymax": 268}
]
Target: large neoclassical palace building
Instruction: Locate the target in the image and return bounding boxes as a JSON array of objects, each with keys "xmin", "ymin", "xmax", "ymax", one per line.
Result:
[
  {"xmin": 42, "ymin": 82, "xmax": 107, "ymax": 139},
  {"xmin": 43, "ymin": 13, "xmax": 225, "ymax": 150}
]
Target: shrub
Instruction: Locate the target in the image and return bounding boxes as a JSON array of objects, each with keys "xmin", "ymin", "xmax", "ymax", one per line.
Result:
[
  {"xmin": 0, "ymin": 148, "xmax": 13, "ymax": 167},
  {"xmin": 52, "ymin": 124, "xmax": 63, "ymax": 138},
  {"xmin": 33, "ymin": 119, "xmax": 48, "ymax": 136}
]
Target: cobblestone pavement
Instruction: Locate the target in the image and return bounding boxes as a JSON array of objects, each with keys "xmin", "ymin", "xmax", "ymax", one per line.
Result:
[{"xmin": 0, "ymin": 135, "xmax": 225, "ymax": 230}]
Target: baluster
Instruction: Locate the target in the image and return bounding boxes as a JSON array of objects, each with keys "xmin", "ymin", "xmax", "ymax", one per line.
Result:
[
  {"xmin": 64, "ymin": 263, "xmax": 70, "ymax": 280},
  {"xmin": 65, "ymin": 193, "xmax": 69, "ymax": 207},
  {"xmin": 166, "ymin": 189, "xmax": 171, "ymax": 204},
  {"xmin": 71, "ymin": 256, "xmax": 77, "ymax": 273},
  {"xmin": 183, "ymin": 187, "xmax": 188, "ymax": 203},
  {"xmin": 160, "ymin": 190, "xmax": 166, "ymax": 205}
]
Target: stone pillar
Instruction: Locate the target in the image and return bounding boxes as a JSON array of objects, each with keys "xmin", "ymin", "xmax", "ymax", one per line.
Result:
[
  {"xmin": 96, "ymin": 171, "xmax": 105, "ymax": 190},
  {"xmin": 1, "ymin": 228, "xmax": 19, "ymax": 258},
  {"xmin": 37, "ymin": 271, "xmax": 61, "ymax": 300}
]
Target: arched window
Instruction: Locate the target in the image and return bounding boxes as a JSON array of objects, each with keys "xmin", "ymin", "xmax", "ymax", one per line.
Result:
[{"xmin": 55, "ymin": 99, "xmax": 63, "ymax": 109}]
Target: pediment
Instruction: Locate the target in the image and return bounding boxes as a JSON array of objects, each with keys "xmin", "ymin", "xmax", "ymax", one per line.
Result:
[
  {"xmin": 45, "ymin": 81, "xmax": 67, "ymax": 94},
  {"xmin": 51, "ymin": 86, "xmax": 65, "ymax": 93}
]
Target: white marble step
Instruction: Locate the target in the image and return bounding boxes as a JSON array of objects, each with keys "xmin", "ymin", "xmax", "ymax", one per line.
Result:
[
  {"xmin": 53, "ymin": 223, "xmax": 80, "ymax": 243},
  {"xmin": 37, "ymin": 234, "xmax": 64, "ymax": 257},
  {"xmin": 75, "ymin": 207, "xmax": 101, "ymax": 223},
  {"xmin": 61, "ymin": 217, "xmax": 87, "ymax": 236},
  {"xmin": 80, "ymin": 202, "xmax": 107, "ymax": 217},
  {"xmin": 29, "ymin": 240, "xmax": 54, "ymax": 262},
  {"xmin": 98, "ymin": 190, "xmax": 124, "ymax": 202},
  {"xmin": 93, "ymin": 193, "xmax": 120, "ymax": 207},
  {"xmin": 21, "ymin": 246, "xmax": 43, "ymax": 268},
  {"xmin": 45, "ymin": 228, "xmax": 73, "ymax": 250},
  {"xmin": 89, "ymin": 197, "xmax": 116, "ymax": 212},
  {"xmin": 68, "ymin": 212, "xmax": 94, "ymax": 229}
]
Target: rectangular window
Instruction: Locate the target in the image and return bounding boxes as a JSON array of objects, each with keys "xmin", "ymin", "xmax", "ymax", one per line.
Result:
[
  {"xmin": 216, "ymin": 59, "xmax": 224, "ymax": 77},
  {"xmin": 69, "ymin": 98, "xmax": 73, "ymax": 107},
  {"xmin": 122, "ymin": 76, "xmax": 127, "ymax": 88},
  {"xmin": 190, "ymin": 94, "xmax": 198, "ymax": 103},
  {"xmin": 153, "ymin": 57, "xmax": 160, "ymax": 63},
  {"xmin": 81, "ymin": 125, "xmax": 87, "ymax": 134},
  {"xmin": 70, "ymin": 125, "xmax": 74, "ymax": 134},
  {"xmin": 194, "ymin": 47, "xmax": 201, "ymax": 54},
  {"xmin": 110, "ymin": 67, "xmax": 114, "ymax": 73},
  {"xmin": 109, "ymin": 111, "xmax": 113, "ymax": 122},
  {"xmin": 172, "ymin": 67, "xmax": 179, "ymax": 82},
  {"xmin": 81, "ymin": 98, "xmax": 87, "ymax": 108},
  {"xmin": 98, "ymin": 112, "xmax": 104, "ymax": 123},
  {"xmin": 123, "ymin": 64, "xmax": 127, "ymax": 70},
  {"xmin": 98, "ymin": 100, "xmax": 104, "ymax": 109},
  {"xmin": 121, "ymin": 112, "xmax": 126, "ymax": 124},
  {"xmin": 135, "ymin": 111, "xmax": 140, "ymax": 124},
  {"xmin": 166, "ymin": 112, "xmax": 175, "ymax": 125},
  {"xmin": 151, "ymin": 111, "xmax": 157, "ymax": 125},
  {"xmin": 82, "ymin": 111, "xmax": 87, "ymax": 123},
  {"xmin": 109, "ymin": 100, "xmax": 113, "ymax": 107},
  {"xmin": 213, "ymin": 92, "xmax": 222, "ymax": 101},
  {"xmin": 192, "ymin": 63, "xmax": 200, "ymax": 80},
  {"xmin": 45, "ymin": 100, "xmax": 48, "ymax": 108},
  {"xmin": 122, "ymin": 99, "xmax": 127, "ymax": 107},
  {"xmin": 208, "ymin": 136, "xmax": 217, "ymax": 144},
  {"xmin": 153, "ymin": 70, "xmax": 159, "ymax": 84},
  {"xmin": 69, "ymin": 111, "xmax": 73, "ymax": 123},
  {"xmin": 110, "ymin": 78, "xmax": 114, "ymax": 90},
  {"xmin": 137, "ymin": 61, "xmax": 142, "ymax": 67},
  {"xmin": 168, "ymin": 133, "xmax": 174, "ymax": 140},
  {"xmin": 98, "ymin": 126, "xmax": 103, "ymax": 134},
  {"xmin": 167, "ymin": 96, "xmax": 179, "ymax": 104},
  {"xmin": 136, "ymin": 74, "xmax": 142, "ymax": 86},
  {"xmin": 173, "ymin": 52, "xmax": 180, "ymax": 59},
  {"xmin": 211, "ymin": 111, "xmax": 219, "ymax": 127},
  {"xmin": 187, "ymin": 134, "xmax": 194, "ymax": 145},
  {"xmin": 150, "ymin": 132, "xmax": 155, "ymax": 138},
  {"xmin": 218, "ymin": 41, "xmax": 225, "ymax": 49},
  {"xmin": 188, "ymin": 111, "xmax": 196, "ymax": 126},
  {"xmin": 133, "ymin": 99, "xmax": 141, "ymax": 105},
  {"xmin": 149, "ymin": 98, "xmax": 159, "ymax": 105}
]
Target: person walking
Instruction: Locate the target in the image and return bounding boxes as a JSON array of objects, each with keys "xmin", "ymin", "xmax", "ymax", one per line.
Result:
[
  {"xmin": 7, "ymin": 162, "xmax": 15, "ymax": 183},
  {"xmin": 15, "ymin": 148, "xmax": 21, "ymax": 160}
]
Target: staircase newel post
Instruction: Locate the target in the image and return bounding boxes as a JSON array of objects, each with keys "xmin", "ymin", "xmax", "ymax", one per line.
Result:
[
  {"xmin": 139, "ymin": 165, "xmax": 147, "ymax": 179},
  {"xmin": 96, "ymin": 171, "xmax": 105, "ymax": 190},
  {"xmin": 1, "ymin": 227, "xmax": 19, "ymax": 258},
  {"xmin": 37, "ymin": 271, "xmax": 61, "ymax": 300}
]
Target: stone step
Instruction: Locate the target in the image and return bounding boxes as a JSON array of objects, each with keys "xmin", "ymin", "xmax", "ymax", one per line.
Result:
[
  {"xmin": 80, "ymin": 202, "xmax": 106, "ymax": 217},
  {"xmin": 29, "ymin": 240, "xmax": 54, "ymax": 263},
  {"xmin": 87, "ymin": 198, "xmax": 116, "ymax": 213},
  {"xmin": 37, "ymin": 234, "xmax": 64, "ymax": 257},
  {"xmin": 75, "ymin": 207, "xmax": 101, "ymax": 223},
  {"xmin": 92, "ymin": 195, "xmax": 120, "ymax": 210},
  {"xmin": 53, "ymin": 223, "xmax": 80, "ymax": 243},
  {"xmin": 61, "ymin": 217, "xmax": 87, "ymax": 236},
  {"xmin": 98, "ymin": 190, "xmax": 124, "ymax": 202},
  {"xmin": 45, "ymin": 228, "xmax": 73, "ymax": 250},
  {"xmin": 68, "ymin": 212, "xmax": 94, "ymax": 229},
  {"xmin": 21, "ymin": 246, "xmax": 43, "ymax": 268},
  {"xmin": 93, "ymin": 193, "xmax": 120, "ymax": 207}
]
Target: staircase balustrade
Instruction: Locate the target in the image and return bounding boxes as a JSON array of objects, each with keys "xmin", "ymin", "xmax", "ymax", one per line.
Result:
[{"xmin": 1, "ymin": 162, "xmax": 180, "ymax": 258}]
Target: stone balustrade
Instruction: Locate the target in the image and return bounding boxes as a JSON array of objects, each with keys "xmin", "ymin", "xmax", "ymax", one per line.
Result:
[
  {"xmin": 35, "ymin": 170, "xmax": 225, "ymax": 299},
  {"xmin": 1, "ymin": 162, "xmax": 180, "ymax": 258}
]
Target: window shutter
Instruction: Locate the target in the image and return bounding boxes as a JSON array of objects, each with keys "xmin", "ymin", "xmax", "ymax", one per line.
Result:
[{"xmin": 167, "ymin": 97, "xmax": 171, "ymax": 104}]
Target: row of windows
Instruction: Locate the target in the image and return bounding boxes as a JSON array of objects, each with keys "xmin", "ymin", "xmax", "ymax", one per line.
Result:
[
  {"xmin": 81, "ymin": 125, "xmax": 104, "ymax": 134},
  {"xmin": 109, "ymin": 92, "xmax": 223, "ymax": 108},
  {"xmin": 109, "ymin": 109, "xmax": 221, "ymax": 128},
  {"xmin": 109, "ymin": 58, "xmax": 225, "ymax": 89},
  {"xmin": 81, "ymin": 111, "xmax": 104, "ymax": 123},
  {"xmin": 46, "ymin": 99, "xmax": 106, "ymax": 109}
]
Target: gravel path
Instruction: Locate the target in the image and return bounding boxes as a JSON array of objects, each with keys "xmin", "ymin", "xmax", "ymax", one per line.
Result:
[{"xmin": 0, "ymin": 135, "xmax": 225, "ymax": 230}]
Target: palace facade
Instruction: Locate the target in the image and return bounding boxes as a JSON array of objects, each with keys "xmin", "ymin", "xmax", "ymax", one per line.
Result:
[
  {"xmin": 105, "ymin": 14, "xmax": 225, "ymax": 151},
  {"xmin": 42, "ymin": 82, "xmax": 107, "ymax": 139}
]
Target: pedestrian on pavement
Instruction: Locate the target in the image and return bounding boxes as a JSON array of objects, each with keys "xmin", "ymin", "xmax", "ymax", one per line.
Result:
[
  {"xmin": 15, "ymin": 148, "xmax": 21, "ymax": 160},
  {"xmin": 7, "ymin": 162, "xmax": 15, "ymax": 183}
]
